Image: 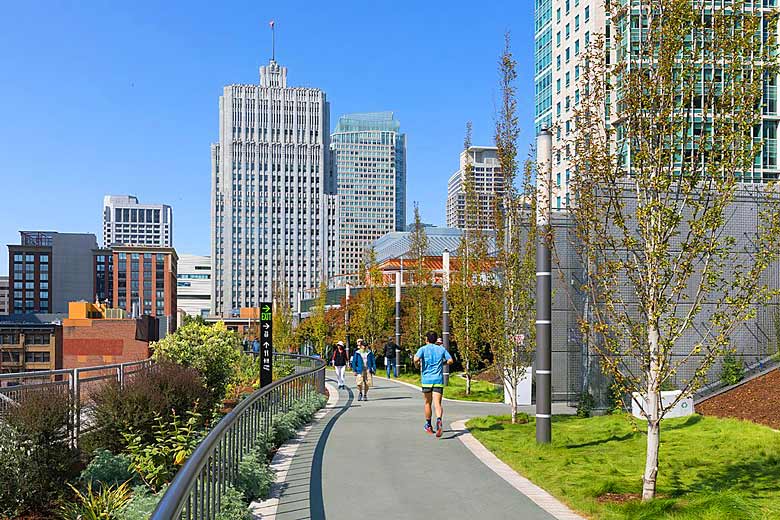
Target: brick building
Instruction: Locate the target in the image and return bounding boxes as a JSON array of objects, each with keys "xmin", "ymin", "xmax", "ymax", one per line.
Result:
[{"xmin": 0, "ymin": 314, "xmax": 63, "ymax": 373}]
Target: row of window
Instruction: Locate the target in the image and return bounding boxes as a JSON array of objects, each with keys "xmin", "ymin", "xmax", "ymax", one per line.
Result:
[{"xmin": 13, "ymin": 254, "xmax": 49, "ymax": 263}]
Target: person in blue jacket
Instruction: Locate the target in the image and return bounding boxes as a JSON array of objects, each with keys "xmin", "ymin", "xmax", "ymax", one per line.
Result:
[{"xmin": 351, "ymin": 338, "xmax": 376, "ymax": 401}]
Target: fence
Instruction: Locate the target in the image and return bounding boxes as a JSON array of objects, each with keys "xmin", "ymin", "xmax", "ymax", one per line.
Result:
[
  {"xmin": 0, "ymin": 359, "xmax": 153, "ymax": 447},
  {"xmin": 151, "ymin": 352, "xmax": 326, "ymax": 520}
]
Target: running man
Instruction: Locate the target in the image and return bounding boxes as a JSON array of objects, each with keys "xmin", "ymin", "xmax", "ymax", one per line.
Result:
[{"xmin": 414, "ymin": 330, "xmax": 453, "ymax": 437}]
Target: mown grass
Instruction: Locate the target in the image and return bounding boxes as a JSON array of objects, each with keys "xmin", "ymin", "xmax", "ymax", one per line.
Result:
[
  {"xmin": 386, "ymin": 371, "xmax": 504, "ymax": 402},
  {"xmin": 466, "ymin": 413, "xmax": 780, "ymax": 519}
]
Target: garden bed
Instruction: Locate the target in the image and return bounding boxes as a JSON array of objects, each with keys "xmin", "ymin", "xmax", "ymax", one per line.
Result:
[
  {"xmin": 696, "ymin": 368, "xmax": 780, "ymax": 429},
  {"xmin": 466, "ymin": 413, "xmax": 780, "ymax": 519}
]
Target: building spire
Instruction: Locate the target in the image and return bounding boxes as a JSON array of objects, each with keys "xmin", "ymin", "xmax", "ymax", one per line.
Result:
[{"xmin": 269, "ymin": 20, "xmax": 275, "ymax": 62}]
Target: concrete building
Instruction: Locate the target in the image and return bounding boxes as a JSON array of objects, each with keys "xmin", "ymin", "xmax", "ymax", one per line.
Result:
[
  {"xmin": 331, "ymin": 112, "xmax": 406, "ymax": 283},
  {"xmin": 177, "ymin": 254, "xmax": 212, "ymax": 318},
  {"xmin": 108, "ymin": 246, "xmax": 178, "ymax": 333},
  {"xmin": 446, "ymin": 146, "xmax": 504, "ymax": 230},
  {"xmin": 8, "ymin": 231, "xmax": 98, "ymax": 314},
  {"xmin": 102, "ymin": 195, "xmax": 173, "ymax": 248},
  {"xmin": 0, "ymin": 315, "xmax": 62, "ymax": 373},
  {"xmin": 0, "ymin": 276, "xmax": 8, "ymax": 315},
  {"xmin": 210, "ymin": 58, "xmax": 336, "ymax": 315}
]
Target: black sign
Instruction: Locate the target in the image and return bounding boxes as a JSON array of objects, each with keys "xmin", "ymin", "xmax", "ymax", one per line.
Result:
[{"xmin": 260, "ymin": 302, "xmax": 273, "ymax": 387}]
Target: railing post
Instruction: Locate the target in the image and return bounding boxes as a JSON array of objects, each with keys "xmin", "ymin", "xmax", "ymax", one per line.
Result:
[{"xmin": 72, "ymin": 368, "xmax": 80, "ymax": 448}]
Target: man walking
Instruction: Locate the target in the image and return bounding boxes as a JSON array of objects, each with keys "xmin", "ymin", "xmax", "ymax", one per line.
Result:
[
  {"xmin": 383, "ymin": 336, "xmax": 399, "ymax": 378},
  {"xmin": 351, "ymin": 338, "xmax": 376, "ymax": 401},
  {"xmin": 414, "ymin": 331, "xmax": 453, "ymax": 438}
]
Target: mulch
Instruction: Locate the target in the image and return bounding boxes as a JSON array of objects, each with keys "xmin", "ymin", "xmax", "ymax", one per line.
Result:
[
  {"xmin": 473, "ymin": 365, "xmax": 502, "ymax": 385},
  {"xmin": 696, "ymin": 368, "xmax": 780, "ymax": 430},
  {"xmin": 596, "ymin": 493, "xmax": 642, "ymax": 504}
]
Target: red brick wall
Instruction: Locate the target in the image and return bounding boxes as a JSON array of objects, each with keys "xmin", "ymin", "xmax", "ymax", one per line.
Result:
[{"xmin": 62, "ymin": 320, "xmax": 150, "ymax": 369}]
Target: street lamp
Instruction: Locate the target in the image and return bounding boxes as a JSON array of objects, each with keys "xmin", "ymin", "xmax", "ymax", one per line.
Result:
[
  {"xmin": 345, "ymin": 283, "xmax": 351, "ymax": 358},
  {"xmin": 536, "ymin": 127, "xmax": 553, "ymax": 444},
  {"xmin": 442, "ymin": 248, "xmax": 451, "ymax": 385},
  {"xmin": 395, "ymin": 271, "xmax": 402, "ymax": 373}
]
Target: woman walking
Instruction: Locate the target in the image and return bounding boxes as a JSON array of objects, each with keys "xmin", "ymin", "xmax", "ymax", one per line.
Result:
[
  {"xmin": 351, "ymin": 338, "xmax": 376, "ymax": 401},
  {"xmin": 331, "ymin": 341, "xmax": 348, "ymax": 389}
]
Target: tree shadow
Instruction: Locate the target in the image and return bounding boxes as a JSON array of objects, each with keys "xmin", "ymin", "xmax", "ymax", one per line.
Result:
[{"xmin": 566, "ymin": 431, "xmax": 637, "ymax": 448}]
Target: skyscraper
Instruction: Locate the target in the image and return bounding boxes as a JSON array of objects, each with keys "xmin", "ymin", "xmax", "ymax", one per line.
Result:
[
  {"xmin": 331, "ymin": 112, "xmax": 406, "ymax": 282},
  {"xmin": 210, "ymin": 59, "xmax": 336, "ymax": 316},
  {"xmin": 446, "ymin": 146, "xmax": 504, "ymax": 230},
  {"xmin": 102, "ymin": 195, "xmax": 173, "ymax": 248},
  {"xmin": 535, "ymin": 0, "xmax": 554, "ymax": 134}
]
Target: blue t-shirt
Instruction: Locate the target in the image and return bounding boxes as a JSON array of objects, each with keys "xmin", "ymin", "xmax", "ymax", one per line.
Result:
[{"xmin": 415, "ymin": 343, "xmax": 452, "ymax": 386}]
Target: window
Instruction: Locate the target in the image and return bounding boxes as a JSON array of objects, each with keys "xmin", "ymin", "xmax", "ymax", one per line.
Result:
[
  {"xmin": 25, "ymin": 255, "xmax": 34, "ymax": 263},
  {"xmin": 556, "ymin": 55, "xmax": 561, "ymax": 70},
  {"xmin": 566, "ymin": 48, "xmax": 570, "ymax": 62},
  {"xmin": 13, "ymin": 254, "xmax": 22, "ymax": 262},
  {"xmin": 556, "ymin": 7, "xmax": 560, "ymax": 22},
  {"xmin": 25, "ymin": 352, "xmax": 50, "ymax": 363},
  {"xmin": 575, "ymin": 40, "xmax": 580, "ymax": 55},
  {"xmin": 585, "ymin": 6, "xmax": 590, "ymax": 21},
  {"xmin": 556, "ymin": 78, "xmax": 561, "ymax": 93},
  {"xmin": 565, "ymin": 24, "xmax": 570, "ymax": 39},
  {"xmin": 556, "ymin": 32, "xmax": 561, "ymax": 46},
  {"xmin": 585, "ymin": 31, "xmax": 590, "ymax": 44},
  {"xmin": 575, "ymin": 15, "xmax": 580, "ymax": 30},
  {"xmin": 39, "ymin": 255, "xmax": 48, "ymax": 263},
  {"xmin": 556, "ymin": 102, "xmax": 561, "ymax": 116}
]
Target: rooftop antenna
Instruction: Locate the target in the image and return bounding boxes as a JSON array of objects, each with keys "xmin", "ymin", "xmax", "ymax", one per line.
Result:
[{"xmin": 269, "ymin": 19, "xmax": 275, "ymax": 61}]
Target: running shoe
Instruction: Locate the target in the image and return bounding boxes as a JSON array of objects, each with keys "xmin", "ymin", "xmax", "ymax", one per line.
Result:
[
  {"xmin": 424, "ymin": 421, "xmax": 434, "ymax": 435},
  {"xmin": 435, "ymin": 418, "xmax": 443, "ymax": 438}
]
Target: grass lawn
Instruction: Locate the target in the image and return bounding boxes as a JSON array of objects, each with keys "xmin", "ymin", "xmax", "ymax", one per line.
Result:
[
  {"xmin": 466, "ymin": 413, "xmax": 780, "ymax": 519},
  {"xmin": 382, "ymin": 371, "xmax": 504, "ymax": 403}
]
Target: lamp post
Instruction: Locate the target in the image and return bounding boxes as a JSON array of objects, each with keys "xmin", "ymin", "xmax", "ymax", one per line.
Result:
[
  {"xmin": 345, "ymin": 283, "xmax": 351, "ymax": 358},
  {"xmin": 442, "ymin": 248, "xmax": 451, "ymax": 385},
  {"xmin": 536, "ymin": 127, "xmax": 553, "ymax": 444},
  {"xmin": 395, "ymin": 271, "xmax": 402, "ymax": 373}
]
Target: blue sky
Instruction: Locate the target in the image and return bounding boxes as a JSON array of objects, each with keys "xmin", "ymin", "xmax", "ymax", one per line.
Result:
[{"xmin": 0, "ymin": 0, "xmax": 535, "ymax": 275}]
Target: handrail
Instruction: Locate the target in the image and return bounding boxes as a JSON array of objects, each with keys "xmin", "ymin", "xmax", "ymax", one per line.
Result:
[
  {"xmin": 151, "ymin": 352, "xmax": 326, "ymax": 520},
  {"xmin": 0, "ymin": 358, "xmax": 152, "ymax": 383}
]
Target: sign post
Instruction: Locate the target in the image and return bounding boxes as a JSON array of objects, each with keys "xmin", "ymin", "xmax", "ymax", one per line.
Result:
[{"xmin": 260, "ymin": 302, "xmax": 273, "ymax": 387}]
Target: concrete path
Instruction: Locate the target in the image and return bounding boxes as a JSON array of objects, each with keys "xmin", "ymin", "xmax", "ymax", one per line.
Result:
[{"xmin": 269, "ymin": 376, "xmax": 568, "ymax": 520}]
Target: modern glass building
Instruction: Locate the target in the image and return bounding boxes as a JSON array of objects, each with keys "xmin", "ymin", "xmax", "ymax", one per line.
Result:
[
  {"xmin": 331, "ymin": 112, "xmax": 406, "ymax": 283},
  {"xmin": 535, "ymin": 0, "xmax": 554, "ymax": 133}
]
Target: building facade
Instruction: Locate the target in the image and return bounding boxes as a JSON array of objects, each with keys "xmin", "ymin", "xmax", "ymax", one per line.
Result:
[
  {"xmin": 0, "ymin": 276, "xmax": 8, "ymax": 315},
  {"xmin": 210, "ymin": 59, "xmax": 336, "ymax": 315},
  {"xmin": 446, "ymin": 146, "xmax": 504, "ymax": 230},
  {"xmin": 331, "ymin": 112, "xmax": 406, "ymax": 283},
  {"xmin": 535, "ymin": 0, "xmax": 554, "ymax": 134},
  {"xmin": 0, "ymin": 316, "xmax": 62, "ymax": 373},
  {"xmin": 102, "ymin": 195, "xmax": 173, "ymax": 248},
  {"xmin": 108, "ymin": 246, "xmax": 178, "ymax": 332},
  {"xmin": 177, "ymin": 254, "xmax": 212, "ymax": 318},
  {"xmin": 8, "ymin": 231, "xmax": 98, "ymax": 314}
]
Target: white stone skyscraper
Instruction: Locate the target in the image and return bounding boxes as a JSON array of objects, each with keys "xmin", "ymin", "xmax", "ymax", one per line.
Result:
[
  {"xmin": 331, "ymin": 112, "xmax": 406, "ymax": 283},
  {"xmin": 446, "ymin": 146, "xmax": 504, "ymax": 230},
  {"xmin": 210, "ymin": 59, "xmax": 337, "ymax": 316}
]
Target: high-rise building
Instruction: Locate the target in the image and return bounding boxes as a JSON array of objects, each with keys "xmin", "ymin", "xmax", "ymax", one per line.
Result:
[
  {"xmin": 0, "ymin": 276, "xmax": 8, "ymax": 315},
  {"xmin": 177, "ymin": 254, "xmax": 212, "ymax": 318},
  {"xmin": 535, "ymin": 0, "xmax": 554, "ymax": 134},
  {"xmin": 211, "ymin": 59, "xmax": 336, "ymax": 316},
  {"xmin": 331, "ymin": 112, "xmax": 406, "ymax": 282},
  {"xmin": 537, "ymin": 0, "xmax": 778, "ymax": 210},
  {"xmin": 446, "ymin": 146, "xmax": 504, "ymax": 230},
  {"xmin": 102, "ymin": 195, "xmax": 173, "ymax": 248},
  {"xmin": 8, "ymin": 231, "xmax": 98, "ymax": 314}
]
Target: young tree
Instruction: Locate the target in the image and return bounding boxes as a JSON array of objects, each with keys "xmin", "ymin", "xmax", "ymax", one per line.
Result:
[
  {"xmin": 272, "ymin": 280, "xmax": 294, "ymax": 352},
  {"xmin": 352, "ymin": 248, "xmax": 394, "ymax": 349},
  {"xmin": 404, "ymin": 204, "xmax": 439, "ymax": 351},
  {"xmin": 450, "ymin": 122, "xmax": 494, "ymax": 394},
  {"xmin": 491, "ymin": 33, "xmax": 538, "ymax": 424},
  {"xmin": 309, "ymin": 280, "xmax": 330, "ymax": 357},
  {"xmin": 567, "ymin": 0, "xmax": 780, "ymax": 500}
]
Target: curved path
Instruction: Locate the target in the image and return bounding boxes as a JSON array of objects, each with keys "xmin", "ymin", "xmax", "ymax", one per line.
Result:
[{"xmin": 263, "ymin": 376, "xmax": 571, "ymax": 520}]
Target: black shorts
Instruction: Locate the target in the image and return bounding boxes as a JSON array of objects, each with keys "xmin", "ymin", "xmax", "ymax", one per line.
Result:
[{"xmin": 421, "ymin": 385, "xmax": 444, "ymax": 394}]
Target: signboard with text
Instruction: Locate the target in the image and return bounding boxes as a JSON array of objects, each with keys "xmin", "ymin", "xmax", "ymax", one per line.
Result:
[{"xmin": 260, "ymin": 302, "xmax": 273, "ymax": 387}]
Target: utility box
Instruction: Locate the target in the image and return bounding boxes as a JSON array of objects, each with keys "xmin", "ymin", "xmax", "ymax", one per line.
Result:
[
  {"xmin": 631, "ymin": 390, "xmax": 694, "ymax": 420},
  {"xmin": 504, "ymin": 367, "xmax": 533, "ymax": 405}
]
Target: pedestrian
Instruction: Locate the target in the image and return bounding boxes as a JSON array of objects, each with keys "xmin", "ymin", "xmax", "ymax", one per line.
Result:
[
  {"xmin": 383, "ymin": 336, "xmax": 399, "ymax": 378},
  {"xmin": 351, "ymin": 338, "xmax": 376, "ymax": 401},
  {"xmin": 252, "ymin": 338, "xmax": 260, "ymax": 356},
  {"xmin": 414, "ymin": 330, "xmax": 453, "ymax": 438},
  {"xmin": 331, "ymin": 341, "xmax": 348, "ymax": 389}
]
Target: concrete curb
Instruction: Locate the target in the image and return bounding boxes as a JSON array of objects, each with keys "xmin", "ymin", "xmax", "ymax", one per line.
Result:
[
  {"xmin": 373, "ymin": 374, "xmax": 509, "ymax": 406},
  {"xmin": 451, "ymin": 419, "xmax": 585, "ymax": 520},
  {"xmin": 250, "ymin": 382, "xmax": 339, "ymax": 519}
]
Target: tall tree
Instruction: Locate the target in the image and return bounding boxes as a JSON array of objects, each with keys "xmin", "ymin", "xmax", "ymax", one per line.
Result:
[
  {"xmin": 272, "ymin": 280, "xmax": 294, "ymax": 352},
  {"xmin": 352, "ymin": 248, "xmax": 394, "ymax": 349},
  {"xmin": 491, "ymin": 33, "xmax": 538, "ymax": 424},
  {"xmin": 450, "ymin": 122, "xmax": 494, "ymax": 394},
  {"xmin": 309, "ymin": 279, "xmax": 329, "ymax": 357},
  {"xmin": 405, "ymin": 204, "xmax": 438, "ymax": 349},
  {"xmin": 568, "ymin": 0, "xmax": 780, "ymax": 500}
]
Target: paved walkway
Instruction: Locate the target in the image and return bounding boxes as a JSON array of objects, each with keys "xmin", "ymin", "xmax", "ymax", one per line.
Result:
[{"xmin": 267, "ymin": 376, "xmax": 568, "ymax": 520}]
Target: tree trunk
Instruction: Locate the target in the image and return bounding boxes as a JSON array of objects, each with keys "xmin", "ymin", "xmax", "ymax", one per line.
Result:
[
  {"xmin": 510, "ymin": 389, "xmax": 517, "ymax": 424},
  {"xmin": 643, "ymin": 324, "xmax": 661, "ymax": 501},
  {"xmin": 465, "ymin": 363, "xmax": 471, "ymax": 395}
]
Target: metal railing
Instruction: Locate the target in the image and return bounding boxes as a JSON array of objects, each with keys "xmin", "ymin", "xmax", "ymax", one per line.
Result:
[
  {"xmin": 0, "ymin": 359, "xmax": 153, "ymax": 446},
  {"xmin": 151, "ymin": 352, "xmax": 326, "ymax": 520}
]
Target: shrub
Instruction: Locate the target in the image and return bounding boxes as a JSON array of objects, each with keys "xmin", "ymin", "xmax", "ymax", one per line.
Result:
[
  {"xmin": 216, "ymin": 485, "xmax": 251, "ymax": 520},
  {"xmin": 152, "ymin": 321, "xmax": 242, "ymax": 401},
  {"xmin": 576, "ymin": 392, "xmax": 595, "ymax": 418},
  {"xmin": 123, "ymin": 409, "xmax": 202, "ymax": 492},
  {"xmin": 720, "ymin": 352, "xmax": 745, "ymax": 387},
  {"xmin": 59, "ymin": 481, "xmax": 132, "ymax": 520},
  {"xmin": 235, "ymin": 449, "xmax": 275, "ymax": 502},
  {"xmin": 81, "ymin": 450, "xmax": 138, "ymax": 488},
  {"xmin": 0, "ymin": 387, "xmax": 78, "ymax": 515},
  {"xmin": 118, "ymin": 485, "xmax": 167, "ymax": 520},
  {"xmin": 91, "ymin": 361, "xmax": 211, "ymax": 452}
]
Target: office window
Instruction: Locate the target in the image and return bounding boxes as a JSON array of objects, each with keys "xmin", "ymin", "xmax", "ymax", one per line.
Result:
[
  {"xmin": 556, "ymin": 7, "xmax": 561, "ymax": 22},
  {"xmin": 40, "ymin": 255, "xmax": 48, "ymax": 263},
  {"xmin": 565, "ymin": 24, "xmax": 570, "ymax": 39},
  {"xmin": 556, "ymin": 32, "xmax": 561, "ymax": 46},
  {"xmin": 585, "ymin": 6, "xmax": 590, "ymax": 21},
  {"xmin": 585, "ymin": 31, "xmax": 590, "ymax": 44},
  {"xmin": 575, "ymin": 15, "xmax": 580, "ymax": 30}
]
